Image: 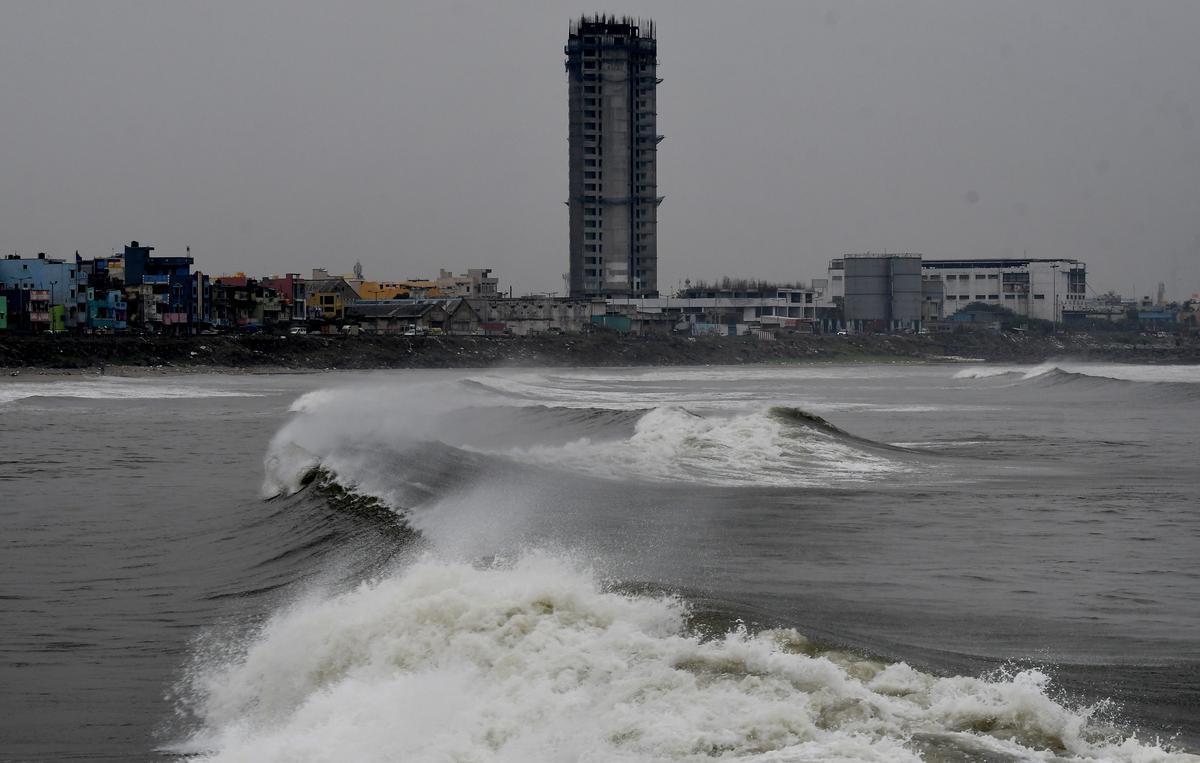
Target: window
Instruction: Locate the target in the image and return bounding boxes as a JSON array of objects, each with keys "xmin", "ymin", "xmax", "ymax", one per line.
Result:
[
  {"xmin": 947, "ymin": 295, "xmax": 957, "ymax": 300},
  {"xmin": 975, "ymin": 295, "xmax": 986, "ymax": 300},
  {"xmin": 988, "ymin": 274, "xmax": 999, "ymax": 279},
  {"xmin": 959, "ymin": 295, "xmax": 969, "ymax": 300},
  {"xmin": 988, "ymin": 295, "xmax": 999, "ymax": 300},
  {"xmin": 1034, "ymin": 294, "xmax": 1046, "ymax": 299},
  {"xmin": 1004, "ymin": 294, "xmax": 1016, "ymax": 299},
  {"xmin": 975, "ymin": 274, "xmax": 987, "ymax": 280}
]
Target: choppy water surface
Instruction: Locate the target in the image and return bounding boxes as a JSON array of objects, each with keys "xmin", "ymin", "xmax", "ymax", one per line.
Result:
[{"xmin": 1, "ymin": 362, "xmax": 1198, "ymax": 761}]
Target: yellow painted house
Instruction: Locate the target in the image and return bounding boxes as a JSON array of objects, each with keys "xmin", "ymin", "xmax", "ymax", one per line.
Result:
[{"xmin": 305, "ymin": 278, "xmax": 359, "ymax": 320}]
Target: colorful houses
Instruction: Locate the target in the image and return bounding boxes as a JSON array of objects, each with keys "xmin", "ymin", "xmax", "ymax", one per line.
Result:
[{"xmin": 0, "ymin": 253, "xmax": 87, "ymax": 331}]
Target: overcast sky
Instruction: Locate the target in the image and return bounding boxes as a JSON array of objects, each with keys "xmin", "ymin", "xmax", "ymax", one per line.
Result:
[{"xmin": 1, "ymin": 1, "xmax": 1197, "ymax": 298}]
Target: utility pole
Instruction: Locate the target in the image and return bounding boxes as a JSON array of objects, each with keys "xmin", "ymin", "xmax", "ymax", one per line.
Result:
[{"xmin": 1049, "ymin": 263, "xmax": 1059, "ymax": 329}]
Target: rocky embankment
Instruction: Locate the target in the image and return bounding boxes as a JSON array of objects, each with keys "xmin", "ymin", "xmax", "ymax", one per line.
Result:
[{"xmin": 1, "ymin": 331, "xmax": 1197, "ymax": 373}]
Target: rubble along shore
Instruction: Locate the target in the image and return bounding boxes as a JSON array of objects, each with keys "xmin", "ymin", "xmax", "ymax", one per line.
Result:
[{"xmin": 2, "ymin": 332, "xmax": 1198, "ymax": 374}]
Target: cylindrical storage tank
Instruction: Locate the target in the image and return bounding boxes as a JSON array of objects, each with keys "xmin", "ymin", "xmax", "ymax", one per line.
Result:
[
  {"xmin": 889, "ymin": 256, "xmax": 923, "ymax": 324},
  {"xmin": 843, "ymin": 256, "xmax": 891, "ymax": 323}
]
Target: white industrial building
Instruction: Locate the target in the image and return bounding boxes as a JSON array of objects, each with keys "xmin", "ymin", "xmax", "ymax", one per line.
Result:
[
  {"xmin": 920, "ymin": 258, "xmax": 1086, "ymax": 323},
  {"xmin": 825, "ymin": 256, "xmax": 1087, "ymax": 324}
]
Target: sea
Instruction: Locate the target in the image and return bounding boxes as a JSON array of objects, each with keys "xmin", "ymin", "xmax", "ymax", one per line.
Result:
[{"xmin": 1, "ymin": 361, "xmax": 1198, "ymax": 762}]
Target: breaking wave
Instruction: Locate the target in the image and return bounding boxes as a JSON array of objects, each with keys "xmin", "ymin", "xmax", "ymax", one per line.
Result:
[
  {"xmin": 487, "ymin": 405, "xmax": 908, "ymax": 488},
  {"xmin": 262, "ymin": 378, "xmax": 913, "ymax": 501},
  {"xmin": 160, "ymin": 371, "xmax": 1200, "ymax": 761},
  {"xmin": 171, "ymin": 554, "xmax": 1190, "ymax": 763},
  {"xmin": 954, "ymin": 364, "xmax": 1200, "ymax": 401}
]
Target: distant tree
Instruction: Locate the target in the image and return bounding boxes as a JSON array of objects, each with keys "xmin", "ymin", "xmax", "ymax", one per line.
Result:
[{"xmin": 676, "ymin": 276, "xmax": 810, "ymax": 297}]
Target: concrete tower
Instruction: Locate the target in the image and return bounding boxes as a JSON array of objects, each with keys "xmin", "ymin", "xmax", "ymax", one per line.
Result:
[{"xmin": 565, "ymin": 15, "xmax": 662, "ymax": 298}]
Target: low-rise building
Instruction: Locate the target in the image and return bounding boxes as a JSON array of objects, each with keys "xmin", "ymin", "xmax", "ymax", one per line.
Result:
[
  {"xmin": 825, "ymin": 255, "xmax": 1087, "ymax": 326},
  {"xmin": 921, "ymin": 258, "xmax": 1085, "ymax": 323},
  {"xmin": 608, "ymin": 286, "xmax": 819, "ymax": 336},
  {"xmin": 435, "ymin": 269, "xmax": 499, "ymax": 298},
  {"xmin": 304, "ymin": 277, "xmax": 359, "ymax": 321},
  {"xmin": 444, "ymin": 299, "xmax": 481, "ymax": 335},
  {"xmin": 470, "ymin": 296, "xmax": 606, "ymax": 336},
  {"xmin": 115, "ymin": 241, "xmax": 194, "ymax": 333},
  {"xmin": 86, "ymin": 288, "xmax": 128, "ymax": 331},
  {"xmin": 0, "ymin": 253, "xmax": 88, "ymax": 330},
  {"xmin": 345, "ymin": 302, "xmax": 448, "ymax": 334},
  {"xmin": 261, "ymin": 274, "xmax": 307, "ymax": 322},
  {"xmin": 210, "ymin": 276, "xmax": 284, "ymax": 329}
]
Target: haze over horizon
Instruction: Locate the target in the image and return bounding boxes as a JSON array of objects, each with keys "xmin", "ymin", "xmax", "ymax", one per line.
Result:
[{"xmin": 1, "ymin": 1, "xmax": 1197, "ymax": 299}]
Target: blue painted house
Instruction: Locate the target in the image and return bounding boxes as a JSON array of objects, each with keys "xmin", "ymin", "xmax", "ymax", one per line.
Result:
[
  {"xmin": 0, "ymin": 253, "xmax": 88, "ymax": 330},
  {"xmin": 116, "ymin": 241, "xmax": 195, "ymax": 333}
]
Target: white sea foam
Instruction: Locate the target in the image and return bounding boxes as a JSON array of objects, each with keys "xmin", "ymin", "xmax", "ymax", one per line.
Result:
[
  {"xmin": 176, "ymin": 554, "xmax": 1190, "ymax": 763},
  {"xmin": 487, "ymin": 406, "xmax": 900, "ymax": 487},
  {"xmin": 0, "ymin": 377, "xmax": 261, "ymax": 406}
]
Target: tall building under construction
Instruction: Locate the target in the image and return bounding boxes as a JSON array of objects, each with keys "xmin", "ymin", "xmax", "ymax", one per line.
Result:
[{"xmin": 565, "ymin": 15, "xmax": 662, "ymax": 298}]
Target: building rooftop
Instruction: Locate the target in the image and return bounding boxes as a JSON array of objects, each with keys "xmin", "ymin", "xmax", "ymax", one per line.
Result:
[
  {"xmin": 347, "ymin": 302, "xmax": 436, "ymax": 319},
  {"xmin": 306, "ymin": 278, "xmax": 353, "ymax": 293},
  {"xmin": 922, "ymin": 258, "xmax": 1082, "ymax": 269}
]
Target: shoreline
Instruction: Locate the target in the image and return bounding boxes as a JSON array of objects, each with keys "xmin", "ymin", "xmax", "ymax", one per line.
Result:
[{"xmin": 2, "ymin": 332, "xmax": 1198, "ymax": 376}]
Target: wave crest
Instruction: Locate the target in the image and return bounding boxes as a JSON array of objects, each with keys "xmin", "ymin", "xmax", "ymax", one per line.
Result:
[
  {"xmin": 489, "ymin": 405, "xmax": 907, "ymax": 487},
  {"xmin": 954, "ymin": 364, "xmax": 1200, "ymax": 401}
]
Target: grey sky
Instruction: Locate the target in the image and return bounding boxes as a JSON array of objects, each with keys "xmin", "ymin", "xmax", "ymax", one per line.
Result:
[{"xmin": 1, "ymin": 1, "xmax": 1197, "ymax": 299}]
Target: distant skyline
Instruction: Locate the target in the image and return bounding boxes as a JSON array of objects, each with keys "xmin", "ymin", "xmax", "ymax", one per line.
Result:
[{"xmin": 1, "ymin": 1, "xmax": 1198, "ymax": 299}]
